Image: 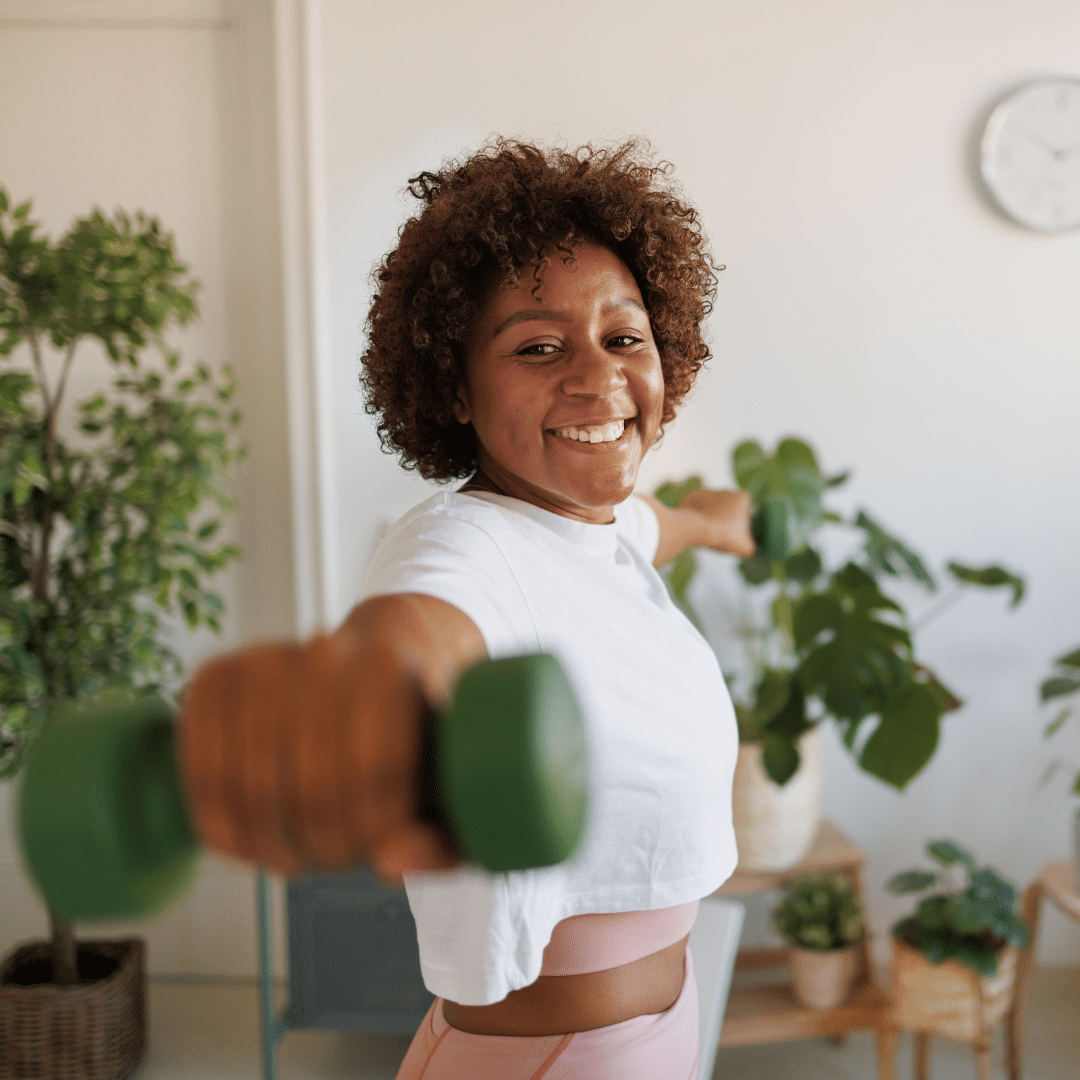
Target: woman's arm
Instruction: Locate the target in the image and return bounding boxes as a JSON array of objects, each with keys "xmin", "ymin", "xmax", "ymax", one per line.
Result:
[{"xmin": 643, "ymin": 490, "xmax": 756, "ymax": 568}]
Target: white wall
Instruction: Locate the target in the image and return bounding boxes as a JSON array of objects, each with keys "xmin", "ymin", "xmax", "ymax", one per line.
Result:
[
  {"xmin": 297, "ymin": 0, "xmax": 1080, "ymax": 963},
  {"xmin": 0, "ymin": 0, "xmax": 292, "ymax": 978}
]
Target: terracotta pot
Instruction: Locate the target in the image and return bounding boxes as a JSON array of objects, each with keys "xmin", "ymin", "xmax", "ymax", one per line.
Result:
[
  {"xmin": 789, "ymin": 943, "xmax": 858, "ymax": 1009},
  {"xmin": 731, "ymin": 726, "xmax": 822, "ymax": 871},
  {"xmin": 889, "ymin": 936, "xmax": 1018, "ymax": 1043}
]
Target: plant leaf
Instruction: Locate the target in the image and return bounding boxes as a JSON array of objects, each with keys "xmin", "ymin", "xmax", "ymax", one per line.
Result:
[
  {"xmin": 887, "ymin": 870, "xmax": 938, "ymax": 894},
  {"xmin": 1041, "ymin": 677, "xmax": 1080, "ymax": 703},
  {"xmin": 762, "ymin": 733, "xmax": 800, "ymax": 785},
  {"xmin": 946, "ymin": 562, "xmax": 1025, "ymax": 607},
  {"xmin": 859, "ymin": 681, "xmax": 941, "ymax": 789},
  {"xmin": 927, "ymin": 839, "xmax": 975, "ymax": 871},
  {"xmin": 1055, "ymin": 646, "xmax": 1080, "ymax": 670}
]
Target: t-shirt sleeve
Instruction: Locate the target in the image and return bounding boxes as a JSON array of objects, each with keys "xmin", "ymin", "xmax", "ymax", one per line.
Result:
[
  {"xmin": 358, "ymin": 505, "xmax": 539, "ymax": 659},
  {"xmin": 614, "ymin": 494, "xmax": 660, "ymax": 563}
]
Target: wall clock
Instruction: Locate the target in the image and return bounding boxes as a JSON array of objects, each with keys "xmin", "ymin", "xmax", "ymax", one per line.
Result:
[{"xmin": 980, "ymin": 77, "xmax": 1080, "ymax": 233}]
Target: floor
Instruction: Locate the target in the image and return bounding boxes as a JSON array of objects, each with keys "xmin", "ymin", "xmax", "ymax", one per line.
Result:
[{"xmin": 135, "ymin": 967, "xmax": 1080, "ymax": 1079}]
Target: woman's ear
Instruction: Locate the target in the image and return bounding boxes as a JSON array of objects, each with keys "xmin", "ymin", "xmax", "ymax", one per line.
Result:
[{"xmin": 453, "ymin": 381, "xmax": 471, "ymax": 425}]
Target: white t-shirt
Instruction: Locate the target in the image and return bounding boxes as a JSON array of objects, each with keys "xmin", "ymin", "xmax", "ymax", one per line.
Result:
[{"xmin": 359, "ymin": 490, "xmax": 739, "ymax": 1005}]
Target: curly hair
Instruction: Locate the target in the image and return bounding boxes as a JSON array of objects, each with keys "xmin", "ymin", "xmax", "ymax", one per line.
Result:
[{"xmin": 360, "ymin": 139, "xmax": 719, "ymax": 481}]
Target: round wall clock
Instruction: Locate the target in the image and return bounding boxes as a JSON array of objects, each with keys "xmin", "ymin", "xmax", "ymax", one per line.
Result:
[{"xmin": 980, "ymin": 77, "xmax": 1080, "ymax": 233}]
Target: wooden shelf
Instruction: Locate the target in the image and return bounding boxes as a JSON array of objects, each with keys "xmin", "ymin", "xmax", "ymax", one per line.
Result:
[
  {"xmin": 721, "ymin": 978, "xmax": 890, "ymax": 1047},
  {"xmin": 705, "ymin": 818, "xmax": 893, "ymax": 1072},
  {"xmin": 1039, "ymin": 860, "xmax": 1080, "ymax": 921}
]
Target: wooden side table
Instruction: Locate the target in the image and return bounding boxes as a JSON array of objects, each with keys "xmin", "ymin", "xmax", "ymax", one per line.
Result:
[
  {"xmin": 1007, "ymin": 860, "xmax": 1080, "ymax": 1080},
  {"xmin": 711, "ymin": 819, "xmax": 895, "ymax": 1080}
]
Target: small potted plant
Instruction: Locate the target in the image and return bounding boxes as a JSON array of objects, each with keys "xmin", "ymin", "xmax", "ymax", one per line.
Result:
[
  {"xmin": 770, "ymin": 871, "xmax": 867, "ymax": 1009},
  {"xmin": 0, "ymin": 190, "xmax": 241, "ymax": 1079},
  {"xmin": 885, "ymin": 840, "xmax": 1029, "ymax": 1046},
  {"xmin": 1038, "ymin": 643, "xmax": 1080, "ymax": 882},
  {"xmin": 656, "ymin": 438, "xmax": 1024, "ymax": 870}
]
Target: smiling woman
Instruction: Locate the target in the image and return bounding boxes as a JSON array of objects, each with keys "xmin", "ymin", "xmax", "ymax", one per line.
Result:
[{"xmin": 348, "ymin": 140, "xmax": 753, "ymax": 1079}]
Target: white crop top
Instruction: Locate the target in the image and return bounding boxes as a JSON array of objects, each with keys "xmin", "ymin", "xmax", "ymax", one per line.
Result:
[{"xmin": 359, "ymin": 490, "xmax": 739, "ymax": 1005}]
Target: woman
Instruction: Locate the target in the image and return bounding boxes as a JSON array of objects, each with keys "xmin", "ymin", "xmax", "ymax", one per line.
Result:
[
  {"xmin": 183, "ymin": 139, "xmax": 752, "ymax": 1078},
  {"xmin": 357, "ymin": 140, "xmax": 752, "ymax": 1079}
]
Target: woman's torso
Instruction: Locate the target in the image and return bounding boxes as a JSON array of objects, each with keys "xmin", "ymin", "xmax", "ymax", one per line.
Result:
[{"xmin": 442, "ymin": 902, "xmax": 699, "ymax": 1035}]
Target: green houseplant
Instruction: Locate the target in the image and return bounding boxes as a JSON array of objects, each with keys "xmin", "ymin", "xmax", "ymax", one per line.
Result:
[
  {"xmin": 656, "ymin": 437, "xmax": 1024, "ymax": 791},
  {"xmin": 771, "ymin": 871, "xmax": 866, "ymax": 1008},
  {"xmin": 1038, "ymin": 643, "xmax": 1080, "ymax": 880},
  {"xmin": 0, "ymin": 188, "xmax": 241, "ymax": 1077}
]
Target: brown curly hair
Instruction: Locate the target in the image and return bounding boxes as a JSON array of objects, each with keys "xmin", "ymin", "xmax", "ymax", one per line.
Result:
[{"xmin": 360, "ymin": 139, "xmax": 719, "ymax": 481}]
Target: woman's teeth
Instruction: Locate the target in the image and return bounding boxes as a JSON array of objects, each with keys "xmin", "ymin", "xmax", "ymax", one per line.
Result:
[{"xmin": 554, "ymin": 420, "xmax": 627, "ymax": 444}]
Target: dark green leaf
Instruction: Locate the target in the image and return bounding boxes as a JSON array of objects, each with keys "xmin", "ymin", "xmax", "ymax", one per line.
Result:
[
  {"xmin": 927, "ymin": 839, "xmax": 975, "ymax": 871},
  {"xmin": 859, "ymin": 681, "xmax": 941, "ymax": 789},
  {"xmin": 762, "ymin": 733, "xmax": 800, "ymax": 785},
  {"xmin": 667, "ymin": 548, "xmax": 697, "ymax": 604},
  {"xmin": 1055, "ymin": 646, "xmax": 1080, "ymax": 670},
  {"xmin": 1044, "ymin": 708, "xmax": 1072, "ymax": 738},
  {"xmin": 737, "ymin": 553, "xmax": 773, "ymax": 586},
  {"xmin": 785, "ymin": 546, "xmax": 822, "ymax": 583},
  {"xmin": 887, "ymin": 870, "xmax": 938, "ymax": 894},
  {"xmin": 732, "ymin": 440, "xmax": 766, "ymax": 491},
  {"xmin": 854, "ymin": 510, "xmax": 936, "ymax": 591},
  {"xmin": 1041, "ymin": 677, "xmax": 1080, "ymax": 702},
  {"xmin": 653, "ymin": 475, "xmax": 702, "ymax": 509},
  {"xmin": 946, "ymin": 562, "xmax": 1025, "ymax": 607}
]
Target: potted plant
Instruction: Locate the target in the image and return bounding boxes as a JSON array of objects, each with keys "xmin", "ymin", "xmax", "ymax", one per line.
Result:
[
  {"xmin": 1038, "ymin": 643, "xmax": 1080, "ymax": 881},
  {"xmin": 771, "ymin": 871, "xmax": 866, "ymax": 1009},
  {"xmin": 885, "ymin": 840, "xmax": 1029, "ymax": 1047},
  {"xmin": 656, "ymin": 437, "xmax": 1024, "ymax": 869},
  {"xmin": 0, "ymin": 189, "xmax": 241, "ymax": 1079}
]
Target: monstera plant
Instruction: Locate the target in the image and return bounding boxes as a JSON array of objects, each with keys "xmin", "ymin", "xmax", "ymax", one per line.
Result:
[{"xmin": 656, "ymin": 438, "xmax": 1024, "ymax": 790}]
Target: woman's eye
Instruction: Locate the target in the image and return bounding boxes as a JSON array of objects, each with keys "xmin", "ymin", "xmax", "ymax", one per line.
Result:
[
  {"xmin": 517, "ymin": 342, "xmax": 561, "ymax": 358},
  {"xmin": 607, "ymin": 334, "xmax": 643, "ymax": 348}
]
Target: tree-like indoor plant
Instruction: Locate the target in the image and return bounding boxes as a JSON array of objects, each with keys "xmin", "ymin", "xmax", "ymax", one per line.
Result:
[
  {"xmin": 1038, "ymin": 643, "xmax": 1080, "ymax": 881},
  {"xmin": 0, "ymin": 189, "xmax": 241, "ymax": 1079},
  {"xmin": 885, "ymin": 840, "xmax": 1029, "ymax": 1061},
  {"xmin": 656, "ymin": 438, "xmax": 1024, "ymax": 869},
  {"xmin": 771, "ymin": 871, "xmax": 866, "ymax": 1009}
]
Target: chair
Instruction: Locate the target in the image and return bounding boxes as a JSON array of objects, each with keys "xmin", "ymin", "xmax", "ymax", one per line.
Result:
[{"xmin": 688, "ymin": 897, "xmax": 745, "ymax": 1080}]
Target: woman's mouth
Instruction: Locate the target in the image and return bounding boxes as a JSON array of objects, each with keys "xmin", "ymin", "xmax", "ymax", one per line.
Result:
[{"xmin": 550, "ymin": 419, "xmax": 631, "ymax": 444}]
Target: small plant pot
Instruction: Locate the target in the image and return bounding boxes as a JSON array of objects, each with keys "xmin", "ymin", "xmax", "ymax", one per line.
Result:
[
  {"xmin": 788, "ymin": 944, "xmax": 858, "ymax": 1009},
  {"xmin": 732, "ymin": 726, "xmax": 822, "ymax": 871},
  {"xmin": 889, "ymin": 936, "xmax": 1017, "ymax": 1043}
]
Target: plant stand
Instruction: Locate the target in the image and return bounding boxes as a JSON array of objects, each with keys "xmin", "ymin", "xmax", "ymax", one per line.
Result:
[
  {"xmin": 888, "ymin": 937, "xmax": 1019, "ymax": 1080},
  {"xmin": 1007, "ymin": 861, "xmax": 1080, "ymax": 1080},
  {"xmin": 256, "ymin": 867, "xmax": 433, "ymax": 1080},
  {"xmin": 0, "ymin": 937, "xmax": 145, "ymax": 1080},
  {"xmin": 712, "ymin": 819, "xmax": 895, "ymax": 1080}
]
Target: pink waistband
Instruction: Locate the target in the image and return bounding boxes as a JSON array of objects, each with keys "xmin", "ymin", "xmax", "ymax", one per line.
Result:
[{"xmin": 538, "ymin": 900, "xmax": 699, "ymax": 977}]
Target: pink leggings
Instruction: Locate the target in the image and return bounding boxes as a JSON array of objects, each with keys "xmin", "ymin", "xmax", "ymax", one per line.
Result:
[{"xmin": 393, "ymin": 948, "xmax": 699, "ymax": 1080}]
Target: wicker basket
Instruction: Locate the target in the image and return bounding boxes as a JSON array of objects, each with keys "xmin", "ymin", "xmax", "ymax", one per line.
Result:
[{"xmin": 0, "ymin": 937, "xmax": 145, "ymax": 1080}]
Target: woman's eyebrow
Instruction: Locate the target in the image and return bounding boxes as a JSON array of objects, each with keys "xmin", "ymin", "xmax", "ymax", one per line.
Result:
[{"xmin": 490, "ymin": 297, "xmax": 646, "ymax": 340}]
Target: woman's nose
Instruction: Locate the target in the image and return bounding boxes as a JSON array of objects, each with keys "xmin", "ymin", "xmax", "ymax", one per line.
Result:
[{"xmin": 561, "ymin": 341, "xmax": 626, "ymax": 397}]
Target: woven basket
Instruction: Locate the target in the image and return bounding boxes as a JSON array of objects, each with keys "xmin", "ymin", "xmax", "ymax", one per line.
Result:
[{"xmin": 0, "ymin": 937, "xmax": 145, "ymax": 1080}]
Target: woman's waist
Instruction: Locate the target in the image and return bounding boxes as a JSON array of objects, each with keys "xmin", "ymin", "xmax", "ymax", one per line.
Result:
[{"xmin": 441, "ymin": 903, "xmax": 698, "ymax": 1037}]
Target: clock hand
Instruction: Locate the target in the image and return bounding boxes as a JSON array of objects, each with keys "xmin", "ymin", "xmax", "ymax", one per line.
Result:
[{"xmin": 1017, "ymin": 126, "xmax": 1067, "ymax": 160}]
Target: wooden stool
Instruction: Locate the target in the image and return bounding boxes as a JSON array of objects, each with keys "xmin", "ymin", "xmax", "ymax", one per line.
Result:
[{"xmin": 1007, "ymin": 861, "xmax": 1080, "ymax": 1079}]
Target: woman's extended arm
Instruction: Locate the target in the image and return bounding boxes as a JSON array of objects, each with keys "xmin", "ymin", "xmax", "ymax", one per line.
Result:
[{"xmin": 643, "ymin": 490, "xmax": 756, "ymax": 568}]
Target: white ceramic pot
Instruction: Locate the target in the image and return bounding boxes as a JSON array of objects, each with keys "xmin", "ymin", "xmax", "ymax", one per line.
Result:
[
  {"xmin": 789, "ymin": 944, "xmax": 858, "ymax": 1009},
  {"xmin": 731, "ymin": 726, "xmax": 823, "ymax": 871}
]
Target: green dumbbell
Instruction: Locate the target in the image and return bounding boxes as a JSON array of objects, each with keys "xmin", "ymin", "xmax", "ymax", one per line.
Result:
[
  {"xmin": 18, "ymin": 653, "xmax": 588, "ymax": 922},
  {"xmin": 751, "ymin": 496, "xmax": 799, "ymax": 561}
]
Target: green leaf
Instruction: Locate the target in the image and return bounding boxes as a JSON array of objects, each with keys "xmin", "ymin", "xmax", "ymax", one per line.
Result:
[
  {"xmin": 762, "ymin": 733, "xmax": 800, "ymax": 785},
  {"xmin": 785, "ymin": 546, "xmax": 822, "ymax": 583},
  {"xmin": 854, "ymin": 510, "xmax": 936, "ymax": 591},
  {"xmin": 1041, "ymin": 677, "xmax": 1080, "ymax": 702},
  {"xmin": 887, "ymin": 870, "xmax": 938, "ymax": 894},
  {"xmin": 653, "ymin": 475, "xmax": 702, "ymax": 509},
  {"xmin": 667, "ymin": 548, "xmax": 697, "ymax": 604},
  {"xmin": 737, "ymin": 553, "xmax": 773, "ymax": 586},
  {"xmin": 1055, "ymin": 646, "xmax": 1080, "ymax": 670},
  {"xmin": 1044, "ymin": 708, "xmax": 1072, "ymax": 738},
  {"xmin": 927, "ymin": 839, "xmax": 975, "ymax": 871},
  {"xmin": 946, "ymin": 562, "xmax": 1025, "ymax": 607},
  {"xmin": 859, "ymin": 681, "xmax": 941, "ymax": 789},
  {"xmin": 732, "ymin": 440, "xmax": 766, "ymax": 491}
]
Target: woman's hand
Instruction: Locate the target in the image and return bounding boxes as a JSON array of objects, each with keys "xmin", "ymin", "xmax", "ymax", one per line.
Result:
[
  {"xmin": 676, "ymin": 488, "xmax": 755, "ymax": 558},
  {"xmin": 646, "ymin": 488, "xmax": 755, "ymax": 568},
  {"xmin": 177, "ymin": 594, "xmax": 485, "ymax": 883}
]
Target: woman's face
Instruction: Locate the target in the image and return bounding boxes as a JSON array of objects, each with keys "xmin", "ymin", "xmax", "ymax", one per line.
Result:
[{"xmin": 455, "ymin": 244, "xmax": 665, "ymax": 524}]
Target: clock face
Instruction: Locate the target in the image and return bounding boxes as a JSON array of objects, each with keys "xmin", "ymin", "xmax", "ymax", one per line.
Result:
[{"xmin": 981, "ymin": 77, "xmax": 1080, "ymax": 233}]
